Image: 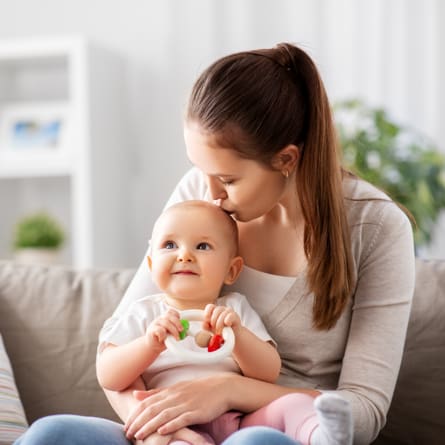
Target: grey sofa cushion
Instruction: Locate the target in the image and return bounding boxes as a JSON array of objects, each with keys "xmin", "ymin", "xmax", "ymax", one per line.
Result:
[
  {"xmin": 0, "ymin": 261, "xmax": 135, "ymax": 424},
  {"xmin": 373, "ymin": 259, "xmax": 445, "ymax": 444}
]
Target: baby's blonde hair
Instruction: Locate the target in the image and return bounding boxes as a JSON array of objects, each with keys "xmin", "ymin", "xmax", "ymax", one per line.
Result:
[{"xmin": 155, "ymin": 200, "xmax": 239, "ymax": 256}]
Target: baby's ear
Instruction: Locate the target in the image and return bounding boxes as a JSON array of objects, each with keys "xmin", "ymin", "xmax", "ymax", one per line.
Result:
[
  {"xmin": 224, "ymin": 256, "xmax": 244, "ymax": 285},
  {"xmin": 147, "ymin": 256, "xmax": 153, "ymax": 271}
]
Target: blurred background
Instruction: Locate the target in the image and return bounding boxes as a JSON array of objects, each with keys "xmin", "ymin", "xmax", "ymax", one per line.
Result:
[{"xmin": 0, "ymin": 0, "xmax": 444, "ymax": 268}]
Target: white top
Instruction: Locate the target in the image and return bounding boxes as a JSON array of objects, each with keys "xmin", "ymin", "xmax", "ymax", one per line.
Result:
[
  {"xmin": 99, "ymin": 168, "xmax": 415, "ymax": 445},
  {"xmin": 227, "ymin": 265, "xmax": 297, "ymax": 317},
  {"xmin": 99, "ymin": 292, "xmax": 274, "ymax": 389}
]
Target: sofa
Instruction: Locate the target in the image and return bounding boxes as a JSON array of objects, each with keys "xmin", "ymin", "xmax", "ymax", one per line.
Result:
[{"xmin": 0, "ymin": 258, "xmax": 444, "ymax": 445}]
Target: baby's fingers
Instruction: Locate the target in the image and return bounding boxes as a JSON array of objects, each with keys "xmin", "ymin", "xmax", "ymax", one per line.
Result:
[
  {"xmin": 135, "ymin": 431, "xmax": 172, "ymax": 445},
  {"xmin": 154, "ymin": 317, "xmax": 183, "ymax": 339},
  {"xmin": 213, "ymin": 307, "xmax": 236, "ymax": 333},
  {"xmin": 173, "ymin": 427, "xmax": 214, "ymax": 445},
  {"xmin": 203, "ymin": 304, "xmax": 216, "ymax": 330},
  {"xmin": 163, "ymin": 309, "xmax": 184, "ymax": 331}
]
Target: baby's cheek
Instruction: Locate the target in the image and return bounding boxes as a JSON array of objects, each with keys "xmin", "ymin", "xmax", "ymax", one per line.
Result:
[{"xmin": 152, "ymin": 268, "xmax": 171, "ymax": 289}]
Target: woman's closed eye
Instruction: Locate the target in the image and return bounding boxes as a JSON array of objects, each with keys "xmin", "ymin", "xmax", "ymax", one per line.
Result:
[
  {"xmin": 196, "ymin": 242, "xmax": 212, "ymax": 250},
  {"xmin": 218, "ymin": 176, "xmax": 235, "ymax": 186}
]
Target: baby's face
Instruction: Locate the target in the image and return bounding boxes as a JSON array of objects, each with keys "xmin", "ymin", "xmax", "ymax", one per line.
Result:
[{"xmin": 149, "ymin": 204, "xmax": 237, "ymax": 309}]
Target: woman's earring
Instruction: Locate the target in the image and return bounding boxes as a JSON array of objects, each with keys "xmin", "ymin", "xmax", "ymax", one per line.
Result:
[{"xmin": 282, "ymin": 170, "xmax": 289, "ymax": 179}]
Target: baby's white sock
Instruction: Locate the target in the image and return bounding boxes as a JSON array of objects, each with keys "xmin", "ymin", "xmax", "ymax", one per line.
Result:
[{"xmin": 310, "ymin": 393, "xmax": 353, "ymax": 445}]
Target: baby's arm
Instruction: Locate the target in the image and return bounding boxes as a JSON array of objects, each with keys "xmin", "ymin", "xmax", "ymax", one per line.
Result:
[
  {"xmin": 204, "ymin": 304, "xmax": 281, "ymax": 382},
  {"xmin": 97, "ymin": 309, "xmax": 184, "ymax": 391}
]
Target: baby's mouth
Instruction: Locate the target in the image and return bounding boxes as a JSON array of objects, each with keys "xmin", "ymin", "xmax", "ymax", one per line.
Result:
[{"xmin": 173, "ymin": 270, "xmax": 198, "ymax": 275}]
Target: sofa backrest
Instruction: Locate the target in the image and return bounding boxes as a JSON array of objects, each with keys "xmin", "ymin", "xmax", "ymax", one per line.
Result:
[
  {"xmin": 1, "ymin": 259, "xmax": 444, "ymax": 443},
  {"xmin": 0, "ymin": 261, "xmax": 135, "ymax": 423}
]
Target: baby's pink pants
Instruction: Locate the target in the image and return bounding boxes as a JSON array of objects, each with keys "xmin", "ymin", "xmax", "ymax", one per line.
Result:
[{"xmin": 171, "ymin": 393, "xmax": 319, "ymax": 445}]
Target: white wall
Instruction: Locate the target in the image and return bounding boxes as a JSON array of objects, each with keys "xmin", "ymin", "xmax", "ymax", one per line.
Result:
[{"xmin": 0, "ymin": 0, "xmax": 443, "ymax": 265}]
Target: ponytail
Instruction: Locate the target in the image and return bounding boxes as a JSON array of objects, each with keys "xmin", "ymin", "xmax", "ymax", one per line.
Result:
[{"xmin": 281, "ymin": 44, "xmax": 354, "ymax": 329}]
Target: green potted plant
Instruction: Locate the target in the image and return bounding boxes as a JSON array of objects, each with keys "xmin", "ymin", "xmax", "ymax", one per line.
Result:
[
  {"xmin": 13, "ymin": 211, "xmax": 65, "ymax": 264},
  {"xmin": 334, "ymin": 99, "xmax": 445, "ymax": 247}
]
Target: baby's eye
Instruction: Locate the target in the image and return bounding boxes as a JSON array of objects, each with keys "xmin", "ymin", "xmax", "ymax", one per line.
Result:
[
  {"xmin": 163, "ymin": 241, "xmax": 177, "ymax": 249},
  {"xmin": 196, "ymin": 242, "xmax": 211, "ymax": 250}
]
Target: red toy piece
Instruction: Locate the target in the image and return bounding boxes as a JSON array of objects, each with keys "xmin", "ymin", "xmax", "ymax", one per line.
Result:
[{"xmin": 208, "ymin": 334, "xmax": 224, "ymax": 352}]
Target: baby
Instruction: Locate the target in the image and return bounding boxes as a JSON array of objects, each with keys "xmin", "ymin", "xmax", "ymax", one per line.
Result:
[{"xmin": 97, "ymin": 200, "xmax": 280, "ymax": 444}]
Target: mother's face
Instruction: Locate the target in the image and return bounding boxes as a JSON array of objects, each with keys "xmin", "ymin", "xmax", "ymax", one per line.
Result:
[{"xmin": 184, "ymin": 122, "xmax": 288, "ymax": 222}]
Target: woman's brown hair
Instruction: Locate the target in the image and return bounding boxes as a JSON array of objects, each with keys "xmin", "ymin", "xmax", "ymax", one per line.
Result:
[{"xmin": 187, "ymin": 43, "xmax": 354, "ymax": 330}]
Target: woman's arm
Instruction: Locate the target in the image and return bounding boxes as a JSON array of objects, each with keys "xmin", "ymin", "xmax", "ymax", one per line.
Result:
[
  {"xmin": 336, "ymin": 201, "xmax": 415, "ymax": 444},
  {"xmin": 104, "ymin": 377, "xmax": 146, "ymax": 423},
  {"xmin": 104, "ymin": 380, "xmax": 212, "ymax": 444},
  {"xmin": 124, "ymin": 373, "xmax": 320, "ymax": 440},
  {"xmin": 100, "ymin": 250, "xmax": 159, "ymax": 341}
]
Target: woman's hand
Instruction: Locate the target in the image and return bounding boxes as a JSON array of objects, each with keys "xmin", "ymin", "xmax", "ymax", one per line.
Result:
[
  {"xmin": 124, "ymin": 375, "xmax": 232, "ymax": 440},
  {"xmin": 123, "ymin": 372, "xmax": 318, "ymax": 441}
]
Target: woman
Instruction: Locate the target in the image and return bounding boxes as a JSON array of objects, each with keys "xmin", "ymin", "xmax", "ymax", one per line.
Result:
[{"xmin": 15, "ymin": 43, "xmax": 415, "ymax": 445}]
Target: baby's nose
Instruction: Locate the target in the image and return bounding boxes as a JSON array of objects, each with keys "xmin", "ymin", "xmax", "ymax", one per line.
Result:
[{"xmin": 178, "ymin": 248, "xmax": 193, "ymax": 262}]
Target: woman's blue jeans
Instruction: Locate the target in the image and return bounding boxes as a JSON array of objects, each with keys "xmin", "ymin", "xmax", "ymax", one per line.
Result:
[
  {"xmin": 14, "ymin": 415, "xmax": 131, "ymax": 445},
  {"xmin": 14, "ymin": 415, "xmax": 301, "ymax": 445}
]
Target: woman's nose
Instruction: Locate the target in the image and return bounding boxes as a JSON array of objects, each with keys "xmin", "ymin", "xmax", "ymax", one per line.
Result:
[{"xmin": 207, "ymin": 177, "xmax": 227, "ymax": 201}]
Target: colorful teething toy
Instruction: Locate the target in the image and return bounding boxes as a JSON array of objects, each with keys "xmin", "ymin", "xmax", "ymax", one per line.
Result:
[{"xmin": 165, "ymin": 309, "xmax": 235, "ymax": 364}]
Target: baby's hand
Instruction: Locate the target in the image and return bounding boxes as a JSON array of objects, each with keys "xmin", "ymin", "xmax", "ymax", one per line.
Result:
[
  {"xmin": 135, "ymin": 427, "xmax": 212, "ymax": 445},
  {"xmin": 145, "ymin": 309, "xmax": 184, "ymax": 351},
  {"xmin": 203, "ymin": 304, "xmax": 242, "ymax": 335},
  {"xmin": 135, "ymin": 431, "xmax": 172, "ymax": 445}
]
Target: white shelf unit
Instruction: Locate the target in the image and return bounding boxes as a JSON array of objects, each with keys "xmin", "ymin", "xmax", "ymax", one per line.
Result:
[{"xmin": 0, "ymin": 36, "xmax": 128, "ymax": 268}]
